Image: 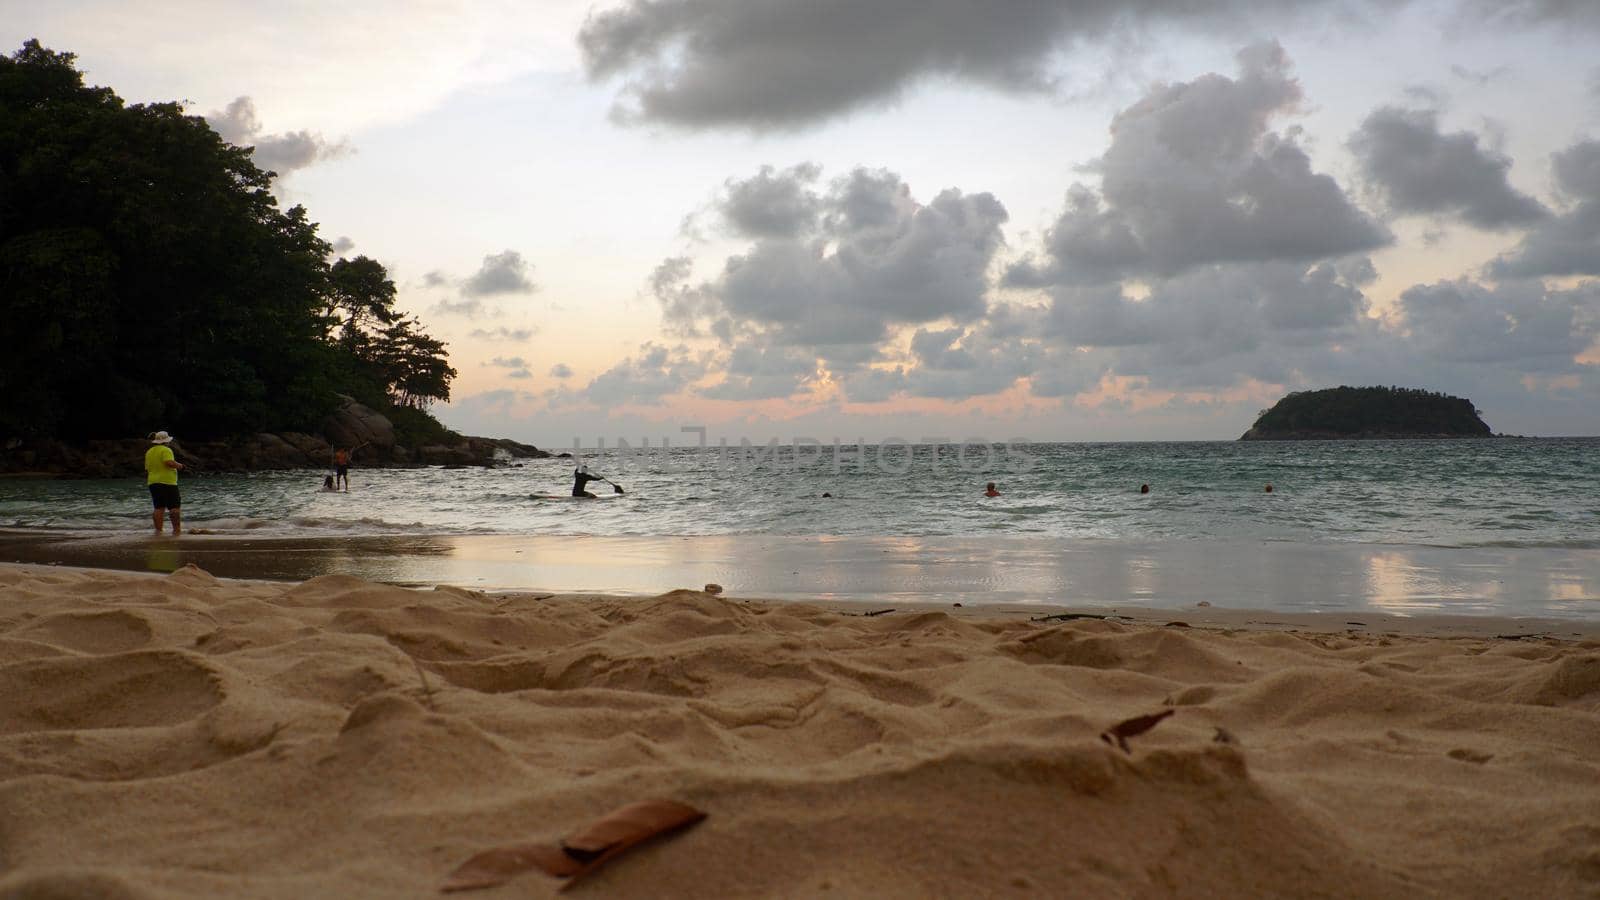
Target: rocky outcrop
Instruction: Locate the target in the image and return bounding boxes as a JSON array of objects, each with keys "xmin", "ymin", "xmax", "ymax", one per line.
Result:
[
  {"xmin": 320, "ymin": 396, "xmax": 396, "ymax": 456},
  {"xmin": 1, "ymin": 426, "xmax": 550, "ymax": 479}
]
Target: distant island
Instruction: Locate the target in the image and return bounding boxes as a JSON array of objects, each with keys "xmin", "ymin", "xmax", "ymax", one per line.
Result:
[{"xmin": 1240, "ymin": 386, "xmax": 1492, "ymax": 440}]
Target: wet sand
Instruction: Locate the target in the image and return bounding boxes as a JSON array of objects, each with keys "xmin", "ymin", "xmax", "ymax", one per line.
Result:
[{"xmin": 2, "ymin": 529, "xmax": 1597, "ymax": 619}]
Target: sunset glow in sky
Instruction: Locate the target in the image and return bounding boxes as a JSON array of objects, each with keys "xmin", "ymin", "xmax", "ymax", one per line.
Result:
[{"xmin": 7, "ymin": 0, "xmax": 1600, "ymax": 443}]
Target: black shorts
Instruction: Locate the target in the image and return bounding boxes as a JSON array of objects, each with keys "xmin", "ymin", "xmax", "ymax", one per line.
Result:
[
  {"xmin": 335, "ymin": 464, "xmax": 349, "ymax": 476},
  {"xmin": 149, "ymin": 483, "xmax": 181, "ymax": 509}
]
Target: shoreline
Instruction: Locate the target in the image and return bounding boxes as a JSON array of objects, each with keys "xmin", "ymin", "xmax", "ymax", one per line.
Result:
[
  {"xmin": 0, "ymin": 559, "xmax": 1594, "ymax": 641},
  {"xmin": 3, "ymin": 528, "xmax": 1597, "ymax": 621}
]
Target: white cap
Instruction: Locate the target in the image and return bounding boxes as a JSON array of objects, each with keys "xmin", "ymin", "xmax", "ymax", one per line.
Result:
[{"xmin": 150, "ymin": 431, "xmax": 173, "ymax": 444}]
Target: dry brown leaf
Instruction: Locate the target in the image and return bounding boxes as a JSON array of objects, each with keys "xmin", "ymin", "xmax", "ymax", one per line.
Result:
[
  {"xmin": 1099, "ymin": 709, "xmax": 1176, "ymax": 754},
  {"xmin": 441, "ymin": 799, "xmax": 706, "ymax": 893}
]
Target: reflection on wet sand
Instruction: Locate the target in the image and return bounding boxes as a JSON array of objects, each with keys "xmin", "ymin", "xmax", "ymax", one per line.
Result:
[{"xmin": 1, "ymin": 530, "xmax": 1595, "ymax": 617}]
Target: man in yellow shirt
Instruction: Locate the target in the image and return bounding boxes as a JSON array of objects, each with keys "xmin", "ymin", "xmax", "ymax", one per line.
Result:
[{"xmin": 144, "ymin": 431, "xmax": 185, "ymax": 535}]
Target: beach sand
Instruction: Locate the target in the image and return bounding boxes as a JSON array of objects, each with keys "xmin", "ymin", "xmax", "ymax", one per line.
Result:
[{"xmin": 1, "ymin": 562, "xmax": 1597, "ymax": 898}]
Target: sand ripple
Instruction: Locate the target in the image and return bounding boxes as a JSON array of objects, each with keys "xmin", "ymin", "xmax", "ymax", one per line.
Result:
[{"xmin": 1, "ymin": 564, "xmax": 1597, "ymax": 898}]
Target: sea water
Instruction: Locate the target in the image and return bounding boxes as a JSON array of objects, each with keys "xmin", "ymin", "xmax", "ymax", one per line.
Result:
[{"xmin": 3, "ymin": 438, "xmax": 1596, "ymax": 549}]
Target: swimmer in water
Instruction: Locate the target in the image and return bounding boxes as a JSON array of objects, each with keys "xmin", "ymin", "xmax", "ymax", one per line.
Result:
[{"xmin": 984, "ymin": 482, "xmax": 1001, "ymax": 497}]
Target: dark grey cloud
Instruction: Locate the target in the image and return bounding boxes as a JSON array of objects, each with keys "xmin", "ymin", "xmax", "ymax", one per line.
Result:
[
  {"xmin": 1398, "ymin": 279, "xmax": 1600, "ymax": 372},
  {"xmin": 715, "ymin": 163, "xmax": 823, "ymax": 238},
  {"xmin": 462, "ymin": 250, "xmax": 537, "ymax": 297},
  {"xmin": 330, "ymin": 236, "xmax": 356, "ymax": 254},
  {"xmin": 1449, "ymin": 64, "xmax": 1509, "ymax": 86},
  {"xmin": 580, "ymin": 0, "xmax": 1077, "ymax": 129},
  {"xmin": 1490, "ymin": 140, "xmax": 1600, "ymax": 278},
  {"xmin": 205, "ymin": 96, "xmax": 350, "ymax": 176},
  {"xmin": 576, "ymin": 343, "xmax": 708, "ymax": 405},
  {"xmin": 578, "ymin": 0, "xmax": 1431, "ymax": 130},
  {"xmin": 1350, "ymin": 106, "xmax": 1546, "ymax": 229},
  {"xmin": 660, "ymin": 166, "xmax": 1008, "ymax": 366},
  {"xmin": 1008, "ymin": 44, "xmax": 1389, "ymax": 287},
  {"xmin": 901, "ymin": 325, "xmax": 1039, "ymax": 399},
  {"xmin": 549, "ymin": 363, "xmax": 574, "ymax": 379},
  {"xmin": 699, "ymin": 342, "xmax": 818, "ymax": 400},
  {"xmin": 1456, "ymin": 0, "xmax": 1600, "ymax": 28},
  {"xmin": 1038, "ymin": 260, "xmax": 1374, "ymax": 384},
  {"xmin": 837, "ymin": 367, "xmax": 908, "ymax": 403},
  {"xmin": 469, "ymin": 326, "xmax": 536, "ymax": 341}
]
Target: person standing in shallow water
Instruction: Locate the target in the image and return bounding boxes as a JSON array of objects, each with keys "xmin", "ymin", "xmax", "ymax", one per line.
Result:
[
  {"xmin": 144, "ymin": 431, "xmax": 185, "ymax": 535},
  {"xmin": 332, "ymin": 442, "xmax": 366, "ymax": 492}
]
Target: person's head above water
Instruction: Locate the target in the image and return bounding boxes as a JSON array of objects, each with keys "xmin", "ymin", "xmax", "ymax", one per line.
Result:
[
  {"xmin": 984, "ymin": 482, "xmax": 1000, "ymax": 497},
  {"xmin": 1140, "ymin": 484, "xmax": 1150, "ymax": 494}
]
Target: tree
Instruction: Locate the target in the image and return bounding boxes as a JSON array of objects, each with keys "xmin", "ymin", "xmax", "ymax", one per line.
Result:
[{"xmin": 0, "ymin": 41, "xmax": 457, "ymax": 441}]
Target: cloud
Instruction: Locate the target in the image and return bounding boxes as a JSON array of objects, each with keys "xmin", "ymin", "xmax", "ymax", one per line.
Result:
[
  {"xmin": 330, "ymin": 236, "xmax": 355, "ymax": 254},
  {"xmin": 699, "ymin": 342, "xmax": 818, "ymax": 400},
  {"xmin": 422, "ymin": 270, "xmax": 450, "ymax": 288},
  {"xmin": 900, "ymin": 325, "xmax": 1040, "ymax": 399},
  {"xmin": 661, "ymin": 165, "xmax": 1008, "ymax": 367},
  {"xmin": 1007, "ymin": 43, "xmax": 1389, "ymax": 287},
  {"xmin": 549, "ymin": 363, "xmax": 574, "ymax": 378},
  {"xmin": 462, "ymin": 250, "xmax": 537, "ymax": 297},
  {"xmin": 714, "ymin": 163, "xmax": 823, "ymax": 239},
  {"xmin": 1455, "ymin": 0, "xmax": 1600, "ymax": 28},
  {"xmin": 1449, "ymin": 64, "xmax": 1509, "ymax": 87},
  {"xmin": 1350, "ymin": 106, "xmax": 1546, "ymax": 229},
  {"xmin": 1031, "ymin": 259, "xmax": 1377, "ymax": 390},
  {"xmin": 577, "ymin": 0, "xmax": 1430, "ymax": 131},
  {"xmin": 507, "ymin": 369, "xmax": 532, "ymax": 379},
  {"xmin": 1398, "ymin": 278, "xmax": 1600, "ymax": 372},
  {"xmin": 580, "ymin": 1, "xmax": 1600, "ymax": 132},
  {"xmin": 205, "ymin": 96, "xmax": 350, "ymax": 177},
  {"xmin": 430, "ymin": 297, "xmax": 491, "ymax": 318},
  {"xmin": 469, "ymin": 326, "xmax": 536, "ymax": 341},
  {"xmin": 574, "ymin": 343, "xmax": 708, "ymax": 405},
  {"xmin": 1490, "ymin": 139, "xmax": 1600, "ymax": 278},
  {"xmin": 486, "ymin": 356, "xmax": 529, "ymax": 368}
]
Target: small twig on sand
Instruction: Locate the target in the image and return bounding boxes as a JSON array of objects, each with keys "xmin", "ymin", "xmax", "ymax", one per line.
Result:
[
  {"xmin": 862, "ymin": 608, "xmax": 896, "ymax": 617},
  {"xmin": 1100, "ymin": 709, "xmax": 1176, "ymax": 754}
]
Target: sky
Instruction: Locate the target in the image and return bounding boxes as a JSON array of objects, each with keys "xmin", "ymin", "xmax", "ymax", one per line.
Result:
[{"xmin": 6, "ymin": 0, "xmax": 1600, "ymax": 445}]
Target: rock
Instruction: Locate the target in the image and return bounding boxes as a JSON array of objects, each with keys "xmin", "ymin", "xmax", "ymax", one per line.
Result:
[
  {"xmin": 704, "ymin": 583, "xmax": 724, "ymax": 595},
  {"xmin": 320, "ymin": 395, "xmax": 396, "ymax": 454}
]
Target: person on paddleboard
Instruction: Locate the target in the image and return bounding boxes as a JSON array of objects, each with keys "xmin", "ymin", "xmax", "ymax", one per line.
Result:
[{"xmin": 572, "ymin": 464, "xmax": 608, "ymax": 498}]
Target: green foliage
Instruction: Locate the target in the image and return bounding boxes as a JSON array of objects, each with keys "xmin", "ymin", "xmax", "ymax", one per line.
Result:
[
  {"xmin": 385, "ymin": 403, "xmax": 461, "ymax": 447},
  {"xmin": 0, "ymin": 40, "xmax": 458, "ymax": 441},
  {"xmin": 1249, "ymin": 386, "xmax": 1491, "ymax": 437}
]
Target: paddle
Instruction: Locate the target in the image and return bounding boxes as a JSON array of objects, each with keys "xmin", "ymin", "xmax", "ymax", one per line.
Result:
[{"xmin": 599, "ymin": 477, "xmax": 625, "ymax": 495}]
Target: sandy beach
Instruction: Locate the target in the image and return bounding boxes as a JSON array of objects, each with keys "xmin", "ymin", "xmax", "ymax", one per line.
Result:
[{"xmin": 1, "ymin": 561, "xmax": 1596, "ymax": 898}]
